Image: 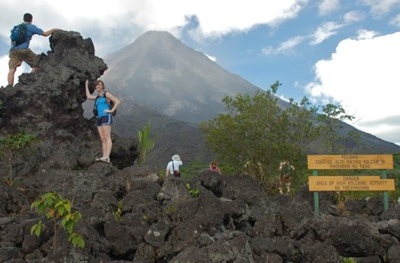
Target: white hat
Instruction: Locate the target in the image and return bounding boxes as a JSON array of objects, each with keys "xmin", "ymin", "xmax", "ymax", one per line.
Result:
[{"xmin": 172, "ymin": 154, "xmax": 181, "ymax": 161}]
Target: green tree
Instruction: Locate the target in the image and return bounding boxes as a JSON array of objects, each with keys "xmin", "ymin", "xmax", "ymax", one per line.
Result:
[
  {"xmin": 317, "ymin": 103, "xmax": 359, "ymax": 154},
  {"xmin": 282, "ymin": 96, "xmax": 321, "ymax": 155},
  {"xmin": 200, "ymin": 81, "xmax": 319, "ymax": 187},
  {"xmin": 30, "ymin": 192, "xmax": 85, "ymax": 253},
  {"xmin": 137, "ymin": 122, "xmax": 156, "ymax": 165}
]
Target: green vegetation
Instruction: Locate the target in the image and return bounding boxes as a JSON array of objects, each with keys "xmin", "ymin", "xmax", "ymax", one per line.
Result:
[
  {"xmin": 30, "ymin": 192, "xmax": 85, "ymax": 253},
  {"xmin": 137, "ymin": 122, "xmax": 156, "ymax": 165},
  {"xmin": 199, "ymin": 81, "xmax": 399, "ymax": 199},
  {"xmin": 179, "ymin": 161, "xmax": 236, "ymax": 177},
  {"xmin": 179, "ymin": 161, "xmax": 208, "ymax": 177},
  {"xmin": 142, "ymin": 214, "xmax": 151, "ymax": 223},
  {"xmin": 391, "ymin": 153, "xmax": 400, "ymax": 200},
  {"xmin": 317, "ymin": 103, "xmax": 359, "ymax": 154},
  {"xmin": 186, "ymin": 183, "xmax": 200, "ymax": 197},
  {"xmin": 0, "ymin": 132, "xmax": 38, "ymax": 177},
  {"xmin": 164, "ymin": 205, "xmax": 176, "ymax": 215},
  {"xmin": 113, "ymin": 200, "xmax": 123, "ymax": 222},
  {"xmin": 200, "ymin": 81, "xmax": 319, "ymax": 189}
]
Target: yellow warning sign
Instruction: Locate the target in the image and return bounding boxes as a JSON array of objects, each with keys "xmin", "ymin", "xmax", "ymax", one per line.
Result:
[
  {"xmin": 308, "ymin": 176, "xmax": 395, "ymax": 191},
  {"xmin": 307, "ymin": 155, "xmax": 393, "ymax": 170}
]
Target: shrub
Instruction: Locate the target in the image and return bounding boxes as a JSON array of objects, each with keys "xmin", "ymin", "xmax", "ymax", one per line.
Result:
[{"xmin": 30, "ymin": 192, "xmax": 85, "ymax": 253}]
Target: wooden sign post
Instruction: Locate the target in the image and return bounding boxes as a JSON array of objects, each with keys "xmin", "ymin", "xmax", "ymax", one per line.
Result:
[{"xmin": 307, "ymin": 154, "xmax": 394, "ymax": 214}]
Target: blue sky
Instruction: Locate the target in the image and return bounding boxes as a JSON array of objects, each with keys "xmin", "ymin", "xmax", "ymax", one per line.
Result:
[{"xmin": 1, "ymin": 0, "xmax": 400, "ymax": 145}]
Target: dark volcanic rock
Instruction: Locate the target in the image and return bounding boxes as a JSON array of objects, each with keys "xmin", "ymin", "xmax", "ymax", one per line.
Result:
[{"xmin": 0, "ymin": 30, "xmax": 400, "ymax": 263}]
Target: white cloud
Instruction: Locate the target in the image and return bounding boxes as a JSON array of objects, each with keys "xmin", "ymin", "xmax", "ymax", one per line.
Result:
[
  {"xmin": 389, "ymin": 14, "xmax": 400, "ymax": 27},
  {"xmin": 355, "ymin": 29, "xmax": 378, "ymax": 39},
  {"xmin": 318, "ymin": 0, "xmax": 340, "ymax": 16},
  {"xmin": 343, "ymin": 11, "xmax": 366, "ymax": 23},
  {"xmin": 263, "ymin": 11, "xmax": 360, "ymax": 57},
  {"xmin": 361, "ymin": 0, "xmax": 400, "ymax": 17},
  {"xmin": 305, "ymin": 32, "xmax": 400, "ymax": 144},
  {"xmin": 262, "ymin": 36, "xmax": 305, "ymax": 55},
  {"xmin": 0, "ymin": 1, "xmax": 308, "ymax": 46},
  {"xmin": 310, "ymin": 21, "xmax": 344, "ymax": 45}
]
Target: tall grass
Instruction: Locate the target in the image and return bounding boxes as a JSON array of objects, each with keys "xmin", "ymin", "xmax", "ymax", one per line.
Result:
[{"xmin": 137, "ymin": 122, "xmax": 155, "ymax": 165}]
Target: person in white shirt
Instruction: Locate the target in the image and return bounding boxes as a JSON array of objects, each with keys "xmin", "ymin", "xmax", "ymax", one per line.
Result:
[{"xmin": 166, "ymin": 154, "xmax": 182, "ymax": 177}]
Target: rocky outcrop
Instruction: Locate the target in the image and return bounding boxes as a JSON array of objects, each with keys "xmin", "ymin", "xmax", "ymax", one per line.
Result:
[
  {"xmin": 0, "ymin": 30, "xmax": 400, "ymax": 263},
  {"xmin": 0, "ymin": 30, "xmax": 137, "ymax": 172}
]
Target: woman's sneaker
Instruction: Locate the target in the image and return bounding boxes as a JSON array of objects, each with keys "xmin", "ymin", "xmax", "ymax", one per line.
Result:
[{"xmin": 99, "ymin": 157, "xmax": 110, "ymax": 163}]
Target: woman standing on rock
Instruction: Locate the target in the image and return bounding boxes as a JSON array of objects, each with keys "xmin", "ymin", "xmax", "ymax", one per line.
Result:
[
  {"xmin": 209, "ymin": 161, "xmax": 221, "ymax": 175},
  {"xmin": 85, "ymin": 79, "xmax": 120, "ymax": 163}
]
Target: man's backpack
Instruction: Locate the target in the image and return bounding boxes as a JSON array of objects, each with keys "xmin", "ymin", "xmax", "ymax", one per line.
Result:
[
  {"xmin": 10, "ymin": 23, "xmax": 27, "ymax": 46},
  {"xmin": 172, "ymin": 161, "xmax": 180, "ymax": 177},
  {"xmin": 93, "ymin": 91, "xmax": 117, "ymax": 117}
]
